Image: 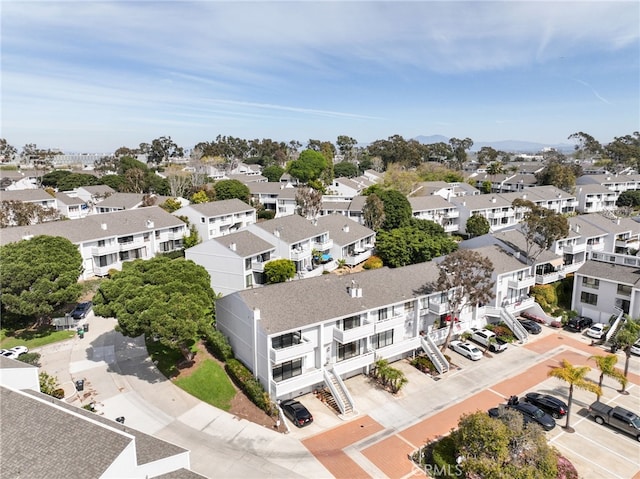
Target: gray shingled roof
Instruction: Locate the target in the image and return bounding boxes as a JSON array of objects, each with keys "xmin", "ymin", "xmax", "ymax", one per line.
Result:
[
  {"xmin": 348, "ymin": 196, "xmax": 367, "ymax": 211},
  {"xmin": 576, "ymin": 260, "xmax": 640, "ymax": 286},
  {"xmin": 464, "ymin": 243, "xmax": 530, "ymax": 274},
  {"xmin": 78, "ymin": 184, "xmax": 116, "ymax": 195},
  {"xmin": 450, "ymin": 194, "xmax": 512, "ymax": 209},
  {"xmin": 408, "ymin": 195, "xmax": 456, "ymax": 210},
  {"xmin": 0, "ymin": 206, "xmax": 186, "ymax": 246},
  {"xmin": 1, "ymin": 386, "xmax": 133, "ymax": 478},
  {"xmin": 491, "ymin": 229, "xmax": 560, "ymax": 264},
  {"xmin": 229, "ymin": 262, "xmax": 440, "ymax": 334},
  {"xmin": 179, "ymin": 198, "xmax": 254, "ymax": 217},
  {"xmin": 576, "ymin": 183, "xmax": 614, "ymax": 194},
  {"xmin": 55, "ymin": 191, "xmax": 85, "ymax": 206},
  {"xmin": 253, "ymin": 215, "xmax": 329, "ymax": 243},
  {"xmin": 0, "ymin": 189, "xmax": 55, "ymax": 202},
  {"xmin": 195, "ymin": 230, "xmax": 275, "ymax": 257},
  {"xmin": 581, "ymin": 214, "xmax": 640, "ymax": 235},
  {"xmin": 96, "ymin": 192, "xmax": 146, "ymax": 209},
  {"xmin": 0, "ymin": 356, "xmax": 35, "ymax": 369},
  {"xmin": 315, "ymin": 214, "xmax": 375, "ymax": 244},
  {"xmin": 568, "ymin": 216, "xmax": 607, "ymax": 239}
]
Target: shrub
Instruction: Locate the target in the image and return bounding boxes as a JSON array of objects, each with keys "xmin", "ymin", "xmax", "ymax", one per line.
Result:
[
  {"xmin": 204, "ymin": 328, "xmax": 234, "ymax": 361},
  {"xmin": 18, "ymin": 352, "xmax": 41, "ymax": 367},
  {"xmin": 257, "ymin": 209, "xmax": 275, "ymax": 220},
  {"xmin": 530, "ymin": 284, "xmax": 557, "ymax": 312},
  {"xmin": 52, "ymin": 388, "xmax": 65, "ymax": 399},
  {"xmin": 363, "ymin": 255, "xmax": 383, "ymax": 270},
  {"xmin": 431, "ymin": 435, "xmax": 458, "ymax": 479},
  {"xmin": 225, "ymin": 358, "xmax": 275, "ymax": 416},
  {"xmin": 411, "ymin": 356, "xmax": 437, "ymax": 375}
]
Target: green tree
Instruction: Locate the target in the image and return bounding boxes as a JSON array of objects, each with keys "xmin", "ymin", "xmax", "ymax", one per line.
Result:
[
  {"xmin": 263, "ymin": 259, "xmax": 296, "ymax": 284},
  {"xmin": 568, "ymin": 131, "xmax": 602, "ymax": 159},
  {"xmin": 295, "ymin": 186, "xmax": 322, "ymax": 220},
  {"xmin": 191, "ymin": 190, "xmax": 209, "ymax": 204},
  {"xmin": 512, "ymin": 199, "xmax": 569, "ymax": 265},
  {"xmin": 287, "ymin": 149, "xmax": 328, "ymax": 183},
  {"xmin": 614, "ymin": 318, "xmax": 640, "ymax": 391},
  {"xmin": 147, "ymin": 136, "xmax": 184, "ymax": 164},
  {"xmin": 160, "ymin": 198, "xmax": 182, "ymax": 213},
  {"xmin": 616, "ymin": 190, "xmax": 640, "ymax": 208},
  {"xmin": 535, "ymin": 159, "xmax": 581, "ymax": 192},
  {"xmin": 93, "ymin": 257, "xmax": 214, "ymax": 361},
  {"xmin": 183, "ymin": 224, "xmax": 200, "ymax": 249},
  {"xmin": 548, "ymin": 359, "xmax": 602, "ymax": 429},
  {"xmin": 362, "ymin": 194, "xmax": 385, "ymax": 231},
  {"xmin": 336, "ymin": 135, "xmax": 358, "ymax": 161},
  {"xmin": 333, "ymin": 161, "xmax": 359, "ymax": 178},
  {"xmin": 589, "ymin": 354, "xmax": 627, "ymax": 399},
  {"xmin": 480, "ymin": 180, "xmax": 492, "ymax": 194},
  {"xmin": 39, "ymin": 371, "xmax": 64, "ymax": 398},
  {"xmin": 213, "ymin": 179, "xmax": 250, "ymax": 202},
  {"xmin": 0, "ymin": 200, "xmax": 61, "ymax": 227},
  {"xmin": 262, "ymin": 165, "xmax": 285, "ymax": 182},
  {"xmin": 476, "ymin": 146, "xmax": 499, "ymax": 165},
  {"xmin": 364, "ymin": 187, "xmax": 412, "ymax": 230},
  {"xmin": 0, "ymin": 138, "xmax": 18, "ymax": 161},
  {"xmin": 436, "ymin": 249, "xmax": 495, "ymax": 351},
  {"xmin": 375, "ymin": 225, "xmax": 457, "ymax": 268},
  {"xmin": 603, "ymin": 132, "xmax": 640, "ymax": 169},
  {"xmin": 1, "ymin": 236, "xmax": 82, "ymax": 325},
  {"xmin": 465, "ymin": 214, "xmax": 490, "ymax": 237},
  {"xmin": 448, "ymin": 137, "xmax": 473, "ymax": 170},
  {"xmin": 99, "ymin": 174, "xmax": 125, "ymax": 191},
  {"xmin": 382, "ymin": 163, "xmax": 420, "ymax": 195}
]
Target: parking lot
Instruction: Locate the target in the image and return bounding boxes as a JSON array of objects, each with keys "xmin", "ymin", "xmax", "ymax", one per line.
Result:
[{"xmin": 285, "ymin": 327, "xmax": 640, "ymax": 479}]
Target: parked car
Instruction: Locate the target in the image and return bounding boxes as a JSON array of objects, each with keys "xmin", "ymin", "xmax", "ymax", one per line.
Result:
[
  {"xmin": 566, "ymin": 316, "xmax": 593, "ymax": 332},
  {"xmin": 589, "ymin": 401, "xmax": 640, "ymax": 441},
  {"xmin": 489, "ymin": 396, "xmax": 556, "ymax": 431},
  {"xmin": 70, "ymin": 301, "xmax": 92, "ymax": 320},
  {"xmin": 9, "ymin": 346, "xmax": 29, "ymax": 356},
  {"xmin": 586, "ymin": 323, "xmax": 606, "ymax": 340},
  {"xmin": 523, "ymin": 392, "xmax": 568, "ymax": 419},
  {"xmin": 449, "ymin": 340, "xmax": 483, "ymax": 361},
  {"xmin": 630, "ymin": 340, "xmax": 640, "ymax": 356},
  {"xmin": 470, "ymin": 328, "xmax": 508, "ymax": 352},
  {"xmin": 281, "ymin": 399, "xmax": 313, "ymax": 428},
  {"xmin": 517, "ymin": 318, "xmax": 542, "ymax": 334},
  {"xmin": 1, "ymin": 350, "xmax": 20, "ymax": 360}
]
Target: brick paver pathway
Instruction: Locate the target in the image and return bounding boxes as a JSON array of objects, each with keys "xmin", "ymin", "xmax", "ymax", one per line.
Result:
[{"xmin": 302, "ymin": 333, "xmax": 640, "ymax": 479}]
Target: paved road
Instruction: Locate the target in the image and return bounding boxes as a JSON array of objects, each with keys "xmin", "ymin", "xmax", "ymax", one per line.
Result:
[{"xmin": 36, "ymin": 314, "xmax": 330, "ymax": 479}]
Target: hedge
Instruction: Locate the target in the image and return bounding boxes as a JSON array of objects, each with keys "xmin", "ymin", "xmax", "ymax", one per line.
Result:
[
  {"xmin": 225, "ymin": 358, "xmax": 275, "ymax": 416},
  {"xmin": 204, "ymin": 328, "xmax": 234, "ymax": 362}
]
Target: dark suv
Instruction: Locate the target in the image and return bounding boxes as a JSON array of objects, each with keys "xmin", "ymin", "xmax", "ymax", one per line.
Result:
[
  {"xmin": 566, "ymin": 316, "xmax": 593, "ymax": 332},
  {"xmin": 524, "ymin": 392, "xmax": 568, "ymax": 419}
]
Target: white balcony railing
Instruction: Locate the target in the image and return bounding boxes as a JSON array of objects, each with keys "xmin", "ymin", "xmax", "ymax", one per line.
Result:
[
  {"xmin": 332, "ymin": 350, "xmax": 375, "ymax": 376},
  {"xmin": 374, "ymin": 314, "xmax": 406, "ymax": 333},
  {"xmin": 91, "ymin": 243, "xmax": 119, "ymax": 256},
  {"xmin": 428, "ymin": 301, "xmax": 450, "ymax": 315},
  {"xmin": 290, "ymin": 248, "xmax": 310, "ymax": 261},
  {"xmin": 269, "ymin": 338, "xmax": 315, "ymax": 363},
  {"xmin": 313, "ymin": 238, "xmax": 333, "ymax": 250},
  {"xmin": 333, "ymin": 322, "xmax": 375, "ymax": 344},
  {"xmin": 507, "ymin": 275, "xmax": 536, "ymax": 290},
  {"xmin": 375, "ymin": 337, "xmax": 420, "ymax": 361},
  {"xmin": 271, "ymin": 369, "xmax": 324, "ymax": 398},
  {"xmin": 563, "ymin": 242, "xmax": 586, "ymax": 254}
]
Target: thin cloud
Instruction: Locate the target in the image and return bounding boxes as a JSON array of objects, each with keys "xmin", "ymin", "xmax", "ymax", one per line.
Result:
[{"xmin": 574, "ymin": 79, "xmax": 612, "ymax": 105}]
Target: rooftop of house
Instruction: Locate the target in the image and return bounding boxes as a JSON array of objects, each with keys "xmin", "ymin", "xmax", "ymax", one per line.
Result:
[
  {"xmin": 77, "ymin": 184, "xmax": 116, "ymax": 195},
  {"xmin": 408, "ymin": 195, "xmax": 457, "ymax": 211},
  {"xmin": 581, "ymin": 214, "xmax": 640, "ymax": 235},
  {"xmin": 55, "ymin": 191, "xmax": 86, "ymax": 206},
  {"xmin": 230, "ymin": 261, "xmax": 441, "ymax": 334},
  {"xmin": 252, "ymin": 214, "xmax": 330, "ymax": 243},
  {"xmin": 0, "ymin": 206, "xmax": 186, "ymax": 246},
  {"xmin": 568, "ymin": 216, "xmax": 608, "ymax": 239},
  {"xmin": 502, "ymin": 174, "xmax": 538, "ymax": 185},
  {"xmin": 0, "ymin": 188, "xmax": 55, "ymax": 202},
  {"xmin": 96, "ymin": 192, "xmax": 172, "ymax": 210},
  {"xmin": 247, "ymin": 182, "xmax": 298, "ymax": 197},
  {"xmin": 189, "ymin": 230, "xmax": 275, "ymax": 258},
  {"xmin": 464, "ymin": 243, "xmax": 532, "ymax": 274},
  {"xmin": 347, "ymin": 196, "xmax": 367, "ymax": 211},
  {"xmin": 577, "ymin": 259, "xmax": 640, "ymax": 286},
  {"xmin": 315, "ymin": 214, "xmax": 375, "ymax": 244},
  {"xmin": 449, "ymin": 194, "xmax": 512, "ymax": 210},
  {"xmin": 576, "ymin": 173, "xmax": 640, "ymax": 185},
  {"xmin": 575, "ymin": 183, "xmax": 617, "ymax": 194},
  {"xmin": 490, "ymin": 229, "xmax": 561, "ymax": 265},
  {"xmin": 176, "ymin": 198, "xmax": 255, "ymax": 217}
]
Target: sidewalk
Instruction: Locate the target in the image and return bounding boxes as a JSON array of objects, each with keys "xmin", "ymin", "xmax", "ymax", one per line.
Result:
[{"xmin": 36, "ymin": 315, "xmax": 330, "ymax": 479}]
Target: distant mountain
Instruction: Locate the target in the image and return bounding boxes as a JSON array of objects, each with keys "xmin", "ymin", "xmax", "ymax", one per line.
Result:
[{"xmin": 413, "ymin": 135, "xmax": 573, "ymax": 154}]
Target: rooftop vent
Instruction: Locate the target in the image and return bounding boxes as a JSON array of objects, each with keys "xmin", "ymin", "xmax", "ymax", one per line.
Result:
[
  {"xmin": 349, "ymin": 280, "xmax": 362, "ymax": 298},
  {"xmin": 229, "ymin": 242, "xmax": 236, "ymax": 251},
  {"xmin": 101, "ymin": 223, "xmax": 107, "ymax": 230},
  {"xmin": 343, "ymin": 224, "xmax": 350, "ymax": 233}
]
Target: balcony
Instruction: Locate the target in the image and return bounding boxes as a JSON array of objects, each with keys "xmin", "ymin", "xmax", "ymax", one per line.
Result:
[
  {"xmin": 375, "ymin": 337, "xmax": 420, "ymax": 360},
  {"xmin": 313, "ymin": 238, "xmax": 333, "ymax": 250},
  {"xmin": 374, "ymin": 314, "xmax": 406, "ymax": 333},
  {"xmin": 441, "ymin": 210, "xmax": 459, "ymax": 218},
  {"xmin": 271, "ymin": 368, "xmax": 324, "ymax": 398},
  {"xmin": 345, "ymin": 249, "xmax": 372, "ymax": 266},
  {"xmin": 562, "ymin": 242, "xmax": 586, "ymax": 254},
  {"xmin": 333, "ymin": 322, "xmax": 375, "ymax": 344},
  {"xmin": 443, "ymin": 223, "xmax": 459, "ymax": 233},
  {"xmin": 165, "ymin": 230, "xmax": 186, "ymax": 241},
  {"xmin": 504, "ymin": 296, "xmax": 535, "ymax": 314},
  {"xmin": 507, "ymin": 275, "xmax": 536, "ymax": 290},
  {"xmin": 91, "ymin": 243, "xmax": 119, "ymax": 256},
  {"xmin": 290, "ymin": 248, "xmax": 310, "ymax": 261},
  {"xmin": 428, "ymin": 300, "xmax": 450, "ymax": 315},
  {"xmin": 118, "ymin": 240, "xmax": 142, "ymax": 252},
  {"xmin": 270, "ymin": 337, "xmax": 315, "ymax": 363},
  {"xmin": 487, "ymin": 210, "xmax": 510, "ymax": 219},
  {"xmin": 332, "ymin": 350, "xmax": 375, "ymax": 376}
]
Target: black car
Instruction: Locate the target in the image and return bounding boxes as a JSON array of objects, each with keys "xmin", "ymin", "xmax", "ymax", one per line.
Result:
[
  {"xmin": 70, "ymin": 301, "xmax": 92, "ymax": 319},
  {"xmin": 281, "ymin": 399, "xmax": 313, "ymax": 428},
  {"xmin": 566, "ymin": 316, "xmax": 593, "ymax": 332},
  {"xmin": 488, "ymin": 396, "xmax": 556, "ymax": 431},
  {"xmin": 524, "ymin": 392, "xmax": 568, "ymax": 419},
  {"xmin": 517, "ymin": 318, "xmax": 542, "ymax": 335}
]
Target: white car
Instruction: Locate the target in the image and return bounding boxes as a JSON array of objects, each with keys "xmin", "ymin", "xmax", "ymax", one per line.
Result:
[
  {"xmin": 586, "ymin": 323, "xmax": 606, "ymax": 340},
  {"xmin": 631, "ymin": 340, "xmax": 640, "ymax": 356},
  {"xmin": 1, "ymin": 350, "xmax": 20, "ymax": 360},
  {"xmin": 450, "ymin": 340, "xmax": 483, "ymax": 361},
  {"xmin": 9, "ymin": 346, "xmax": 29, "ymax": 356}
]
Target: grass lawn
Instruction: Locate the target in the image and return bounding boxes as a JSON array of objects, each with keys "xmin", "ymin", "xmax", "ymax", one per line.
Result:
[
  {"xmin": 145, "ymin": 339, "xmax": 183, "ymax": 378},
  {"xmin": 174, "ymin": 359, "xmax": 236, "ymax": 411},
  {"xmin": 1, "ymin": 327, "xmax": 76, "ymax": 349}
]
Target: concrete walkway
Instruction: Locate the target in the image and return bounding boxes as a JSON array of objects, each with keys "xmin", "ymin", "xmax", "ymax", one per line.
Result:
[{"xmin": 36, "ymin": 315, "xmax": 331, "ymax": 479}]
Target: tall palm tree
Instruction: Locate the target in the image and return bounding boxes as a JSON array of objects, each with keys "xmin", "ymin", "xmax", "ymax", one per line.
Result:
[
  {"xmin": 614, "ymin": 319, "xmax": 640, "ymax": 393},
  {"xmin": 589, "ymin": 354, "xmax": 627, "ymax": 399},
  {"xmin": 548, "ymin": 359, "xmax": 602, "ymax": 429}
]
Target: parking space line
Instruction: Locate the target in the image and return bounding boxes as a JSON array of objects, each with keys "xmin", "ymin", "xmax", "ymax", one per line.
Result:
[{"xmin": 557, "ymin": 442, "xmax": 629, "ymax": 479}]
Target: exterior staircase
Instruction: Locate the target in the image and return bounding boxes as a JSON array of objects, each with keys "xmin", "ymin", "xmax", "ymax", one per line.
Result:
[
  {"xmin": 323, "ymin": 369, "xmax": 355, "ymax": 416},
  {"xmin": 485, "ymin": 306, "xmax": 528, "ymax": 343},
  {"xmin": 605, "ymin": 308, "xmax": 625, "ymax": 343},
  {"xmin": 420, "ymin": 335, "xmax": 449, "ymax": 374}
]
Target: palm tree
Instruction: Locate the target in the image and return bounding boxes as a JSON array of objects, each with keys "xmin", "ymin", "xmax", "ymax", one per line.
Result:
[
  {"xmin": 589, "ymin": 354, "xmax": 627, "ymax": 399},
  {"xmin": 613, "ymin": 318, "xmax": 640, "ymax": 393},
  {"xmin": 548, "ymin": 359, "xmax": 602, "ymax": 430}
]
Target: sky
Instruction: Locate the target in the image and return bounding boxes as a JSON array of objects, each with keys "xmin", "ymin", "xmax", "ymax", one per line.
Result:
[{"xmin": 2, "ymin": 1, "xmax": 639, "ymax": 153}]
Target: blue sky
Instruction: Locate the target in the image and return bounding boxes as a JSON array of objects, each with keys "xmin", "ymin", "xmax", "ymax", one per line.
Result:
[{"xmin": 2, "ymin": 1, "xmax": 639, "ymax": 153}]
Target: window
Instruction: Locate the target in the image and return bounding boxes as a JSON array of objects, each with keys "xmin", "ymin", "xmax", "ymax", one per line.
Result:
[
  {"xmin": 337, "ymin": 340, "xmax": 361, "ymax": 361},
  {"xmin": 615, "ymin": 298, "xmax": 630, "ymax": 314},
  {"xmin": 582, "ymin": 277, "xmax": 599, "ymax": 289},
  {"xmin": 377, "ymin": 308, "xmax": 388, "ymax": 321},
  {"xmin": 272, "ymin": 331, "xmax": 301, "ymax": 349},
  {"xmin": 404, "ymin": 301, "xmax": 414, "ymax": 313},
  {"xmin": 371, "ymin": 330, "xmax": 393, "ymax": 349},
  {"xmin": 118, "ymin": 235, "xmax": 133, "ymax": 244},
  {"xmin": 617, "ymin": 284, "xmax": 632, "ymax": 297},
  {"xmin": 580, "ymin": 292, "xmax": 598, "ymax": 305},
  {"xmin": 245, "ymin": 258, "xmax": 252, "ymax": 270},
  {"xmin": 245, "ymin": 274, "xmax": 253, "ymax": 288},
  {"xmin": 272, "ymin": 358, "xmax": 302, "ymax": 382},
  {"xmin": 342, "ymin": 317, "xmax": 360, "ymax": 330}
]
